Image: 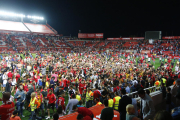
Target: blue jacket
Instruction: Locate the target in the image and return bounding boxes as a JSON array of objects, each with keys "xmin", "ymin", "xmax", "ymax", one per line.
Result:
[
  {"xmin": 14, "ymin": 90, "xmax": 26, "ymax": 102},
  {"xmin": 38, "ymin": 79, "xmax": 42, "ymax": 86}
]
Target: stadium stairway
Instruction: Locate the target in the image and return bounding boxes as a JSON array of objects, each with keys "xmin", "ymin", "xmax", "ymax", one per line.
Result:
[{"xmin": 22, "ymin": 22, "xmax": 32, "ymax": 32}]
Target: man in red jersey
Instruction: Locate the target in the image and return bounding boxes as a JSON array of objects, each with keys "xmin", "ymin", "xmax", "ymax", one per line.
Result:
[
  {"xmin": 46, "ymin": 89, "xmax": 56, "ymax": 119},
  {"xmin": 56, "ymin": 93, "xmax": 65, "ymax": 111},
  {"xmin": 0, "ymin": 92, "xmax": 15, "ymax": 120}
]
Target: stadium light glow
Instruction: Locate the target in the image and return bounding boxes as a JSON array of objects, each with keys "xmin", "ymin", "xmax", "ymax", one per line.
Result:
[
  {"xmin": 0, "ymin": 11, "xmax": 25, "ymax": 18},
  {"xmin": 27, "ymin": 15, "xmax": 44, "ymax": 20},
  {"xmin": 0, "ymin": 10, "xmax": 44, "ymax": 20}
]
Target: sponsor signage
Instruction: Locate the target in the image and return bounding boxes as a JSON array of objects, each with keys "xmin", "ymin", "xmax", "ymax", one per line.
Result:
[
  {"xmin": 107, "ymin": 37, "xmax": 144, "ymax": 40},
  {"xmin": 78, "ymin": 33, "xmax": 104, "ymax": 38}
]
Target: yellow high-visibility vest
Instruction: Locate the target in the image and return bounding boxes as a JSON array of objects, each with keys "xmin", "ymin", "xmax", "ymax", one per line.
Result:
[
  {"xmin": 30, "ymin": 98, "xmax": 37, "ymax": 111},
  {"xmin": 108, "ymin": 99, "xmax": 113, "ymax": 108},
  {"xmin": 162, "ymin": 78, "xmax": 166, "ymax": 87},
  {"xmin": 76, "ymin": 95, "xmax": 81, "ymax": 101},
  {"xmin": 154, "ymin": 81, "xmax": 161, "ymax": 87},
  {"xmin": 96, "ymin": 102, "xmax": 102, "ymax": 106},
  {"xmin": 114, "ymin": 96, "xmax": 121, "ymax": 110},
  {"xmin": 86, "ymin": 91, "xmax": 93, "ymax": 101}
]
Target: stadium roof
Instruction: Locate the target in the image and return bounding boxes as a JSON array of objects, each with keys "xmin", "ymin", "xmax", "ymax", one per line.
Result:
[{"xmin": 0, "ymin": 20, "xmax": 56, "ymax": 35}]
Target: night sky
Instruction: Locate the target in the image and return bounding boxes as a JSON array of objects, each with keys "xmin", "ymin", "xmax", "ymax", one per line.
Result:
[{"xmin": 0, "ymin": 0, "xmax": 180, "ymax": 38}]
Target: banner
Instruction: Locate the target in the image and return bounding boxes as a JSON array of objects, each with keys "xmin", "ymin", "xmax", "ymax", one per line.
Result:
[
  {"xmin": 87, "ymin": 33, "xmax": 96, "ymax": 38},
  {"xmin": 107, "ymin": 37, "xmax": 144, "ymax": 40},
  {"xmin": 107, "ymin": 38, "xmax": 121, "ymax": 40},
  {"xmin": 133, "ymin": 37, "xmax": 145, "ymax": 40},
  {"xmin": 96, "ymin": 33, "xmax": 103, "ymax": 38},
  {"xmin": 78, "ymin": 33, "xmax": 87, "ymax": 38},
  {"xmin": 121, "ymin": 37, "xmax": 133, "ymax": 40},
  {"xmin": 162, "ymin": 36, "xmax": 178, "ymax": 39},
  {"xmin": 141, "ymin": 50, "xmax": 150, "ymax": 54},
  {"xmin": 162, "ymin": 51, "xmax": 172, "ymax": 55},
  {"xmin": 78, "ymin": 33, "xmax": 104, "ymax": 38}
]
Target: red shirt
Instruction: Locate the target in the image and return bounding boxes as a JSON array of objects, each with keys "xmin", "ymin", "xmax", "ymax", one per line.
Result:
[
  {"xmin": 16, "ymin": 74, "xmax": 20, "ymax": 82},
  {"xmin": 78, "ymin": 107, "xmax": 93, "ymax": 117},
  {"xmin": 0, "ymin": 101, "xmax": 15, "ymax": 120},
  {"xmin": 33, "ymin": 76, "xmax": 38, "ymax": 83},
  {"xmin": 113, "ymin": 87, "xmax": 117, "ymax": 92},
  {"xmin": 79, "ymin": 83, "xmax": 84, "ymax": 95},
  {"xmin": 24, "ymin": 84, "xmax": 28, "ymax": 92},
  {"xmin": 7, "ymin": 72, "xmax": 13, "ymax": 78},
  {"xmin": 67, "ymin": 80, "xmax": 70, "ymax": 87},
  {"xmin": 178, "ymin": 74, "xmax": 180, "ymax": 78},
  {"xmin": 63, "ymin": 79, "xmax": 68, "ymax": 87},
  {"xmin": 47, "ymin": 93, "xmax": 56, "ymax": 104},
  {"xmin": 57, "ymin": 97, "xmax": 65, "ymax": 110},
  {"xmin": 84, "ymin": 85, "xmax": 87, "ymax": 93},
  {"xmin": 140, "ymin": 59, "xmax": 143, "ymax": 63},
  {"xmin": 93, "ymin": 90, "xmax": 101, "ymax": 100}
]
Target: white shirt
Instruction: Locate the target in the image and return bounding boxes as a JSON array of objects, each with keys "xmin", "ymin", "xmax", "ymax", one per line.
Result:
[
  {"xmin": 12, "ymin": 79, "xmax": 16, "ymax": 85},
  {"xmin": 3, "ymin": 74, "xmax": 8, "ymax": 84},
  {"xmin": 175, "ymin": 66, "xmax": 179, "ymax": 72}
]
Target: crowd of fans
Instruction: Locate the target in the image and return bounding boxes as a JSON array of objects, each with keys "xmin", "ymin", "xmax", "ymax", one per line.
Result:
[
  {"xmin": 1, "ymin": 33, "xmax": 180, "ymax": 120},
  {"xmin": 0, "ymin": 49, "xmax": 180, "ymax": 120}
]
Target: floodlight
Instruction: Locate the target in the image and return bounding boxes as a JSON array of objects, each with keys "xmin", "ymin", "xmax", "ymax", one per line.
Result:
[
  {"xmin": 0, "ymin": 11, "xmax": 25, "ymax": 18},
  {"xmin": 28, "ymin": 15, "xmax": 44, "ymax": 20}
]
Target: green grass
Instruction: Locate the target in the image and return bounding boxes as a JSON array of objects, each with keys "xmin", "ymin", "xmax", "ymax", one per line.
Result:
[{"xmin": 0, "ymin": 57, "xmax": 177, "ymax": 119}]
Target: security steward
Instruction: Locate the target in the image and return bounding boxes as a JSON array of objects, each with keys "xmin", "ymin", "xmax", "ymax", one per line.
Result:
[
  {"xmin": 86, "ymin": 88, "xmax": 93, "ymax": 108},
  {"xmin": 28, "ymin": 92, "xmax": 40, "ymax": 120},
  {"xmin": 113, "ymin": 92, "xmax": 121, "ymax": 110},
  {"xmin": 95, "ymin": 98, "xmax": 102, "ymax": 106},
  {"xmin": 107, "ymin": 94, "xmax": 113, "ymax": 108}
]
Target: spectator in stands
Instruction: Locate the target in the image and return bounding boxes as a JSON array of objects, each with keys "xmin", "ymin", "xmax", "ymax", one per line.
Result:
[
  {"xmin": 138, "ymin": 88, "xmax": 155, "ymax": 120},
  {"xmin": 154, "ymin": 110, "xmax": 172, "ymax": 120},
  {"xmin": 100, "ymin": 99, "xmax": 114, "ymax": 120}
]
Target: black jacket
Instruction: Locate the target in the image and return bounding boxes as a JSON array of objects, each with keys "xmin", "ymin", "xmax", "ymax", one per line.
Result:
[
  {"xmin": 5, "ymin": 82, "xmax": 11, "ymax": 93},
  {"xmin": 118, "ymin": 95, "xmax": 132, "ymax": 120},
  {"xmin": 165, "ymin": 93, "xmax": 171, "ymax": 104},
  {"xmin": 26, "ymin": 88, "xmax": 34, "ymax": 100}
]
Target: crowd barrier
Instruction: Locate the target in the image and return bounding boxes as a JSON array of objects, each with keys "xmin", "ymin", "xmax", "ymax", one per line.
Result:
[{"xmin": 128, "ymin": 85, "xmax": 176, "ymax": 107}]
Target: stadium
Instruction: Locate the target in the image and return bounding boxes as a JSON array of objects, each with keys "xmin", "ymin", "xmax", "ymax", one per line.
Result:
[{"xmin": 0, "ymin": 2, "xmax": 180, "ymax": 120}]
